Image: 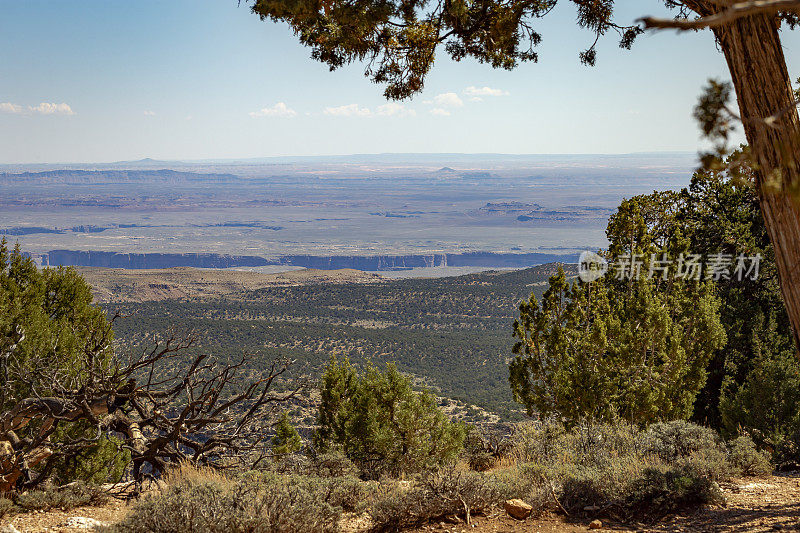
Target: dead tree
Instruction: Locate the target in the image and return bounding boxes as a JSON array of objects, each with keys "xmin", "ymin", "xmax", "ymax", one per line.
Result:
[{"xmin": 0, "ymin": 319, "xmax": 303, "ymax": 494}]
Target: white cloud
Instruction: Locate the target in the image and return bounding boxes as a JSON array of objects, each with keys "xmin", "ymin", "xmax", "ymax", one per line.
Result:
[
  {"xmin": 430, "ymin": 108, "xmax": 451, "ymax": 116},
  {"xmin": 249, "ymin": 102, "xmax": 297, "ymax": 118},
  {"xmin": 433, "ymin": 92, "xmax": 463, "ymax": 108},
  {"xmin": 29, "ymin": 102, "xmax": 75, "ymax": 115},
  {"xmin": 143, "ymin": 110, "xmax": 156, "ymax": 116},
  {"xmin": 0, "ymin": 103, "xmax": 23, "ymax": 114},
  {"xmin": 463, "ymin": 86, "xmax": 509, "ymax": 97},
  {"xmin": 323, "ymin": 103, "xmax": 372, "ymax": 117},
  {"xmin": 1, "ymin": 102, "xmax": 75, "ymax": 115},
  {"xmin": 376, "ymin": 102, "xmax": 416, "ymax": 117}
]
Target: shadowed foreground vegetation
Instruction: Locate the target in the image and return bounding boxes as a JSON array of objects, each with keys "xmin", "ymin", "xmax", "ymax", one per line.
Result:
[{"xmin": 96, "ymin": 419, "xmax": 769, "ymax": 533}]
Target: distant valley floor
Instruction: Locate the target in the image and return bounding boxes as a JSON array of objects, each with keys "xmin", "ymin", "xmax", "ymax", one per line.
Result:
[{"xmin": 92, "ymin": 263, "xmax": 575, "ymax": 420}]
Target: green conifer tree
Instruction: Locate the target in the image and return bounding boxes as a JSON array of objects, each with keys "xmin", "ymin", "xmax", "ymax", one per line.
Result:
[
  {"xmin": 510, "ymin": 198, "xmax": 726, "ymax": 426},
  {"xmin": 271, "ymin": 411, "xmax": 303, "ymax": 455},
  {"xmin": 314, "ymin": 357, "xmax": 466, "ymax": 477}
]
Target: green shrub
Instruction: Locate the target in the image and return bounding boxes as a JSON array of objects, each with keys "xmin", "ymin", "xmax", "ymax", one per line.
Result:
[
  {"xmin": 290, "ymin": 474, "xmax": 372, "ymax": 512},
  {"xmin": 719, "ymin": 339, "xmax": 800, "ymax": 460},
  {"xmin": 510, "ymin": 419, "xmax": 569, "ymax": 464},
  {"xmin": 51, "ymin": 431, "xmax": 131, "ymax": 485},
  {"xmin": 314, "ymin": 357, "xmax": 466, "ymax": 478},
  {"xmin": 14, "ymin": 482, "xmax": 108, "ymax": 512},
  {"xmin": 312, "ymin": 451, "xmax": 358, "ymax": 478},
  {"xmin": 512, "ymin": 419, "xmax": 646, "ymax": 468},
  {"xmin": 0, "ymin": 497, "xmax": 15, "ymax": 518},
  {"xmin": 728, "ymin": 436, "xmax": 772, "ymax": 476},
  {"xmin": 644, "ymin": 420, "xmax": 721, "ymax": 462},
  {"xmin": 111, "ymin": 472, "xmax": 341, "ymax": 533},
  {"xmin": 506, "ymin": 419, "xmax": 732, "ymax": 516},
  {"xmin": 269, "ymin": 454, "xmax": 311, "ymax": 475},
  {"xmin": 271, "ymin": 412, "xmax": 303, "ymax": 456},
  {"xmin": 624, "ymin": 466, "xmax": 724, "ymax": 513},
  {"xmin": 463, "ymin": 426, "xmax": 512, "ymax": 472},
  {"xmin": 494, "ymin": 463, "xmax": 550, "ymax": 512},
  {"xmin": 369, "ymin": 466, "xmax": 505, "ymax": 531}
]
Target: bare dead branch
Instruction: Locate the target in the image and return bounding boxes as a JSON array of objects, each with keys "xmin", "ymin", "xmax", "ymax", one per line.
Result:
[{"xmin": 0, "ymin": 326, "xmax": 304, "ymax": 494}]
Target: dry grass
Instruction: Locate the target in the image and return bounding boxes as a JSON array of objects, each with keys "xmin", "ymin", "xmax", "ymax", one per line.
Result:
[{"xmin": 161, "ymin": 462, "xmax": 229, "ymax": 488}]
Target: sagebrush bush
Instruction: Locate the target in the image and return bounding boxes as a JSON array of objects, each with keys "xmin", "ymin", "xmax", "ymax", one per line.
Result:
[
  {"xmin": 644, "ymin": 420, "xmax": 721, "ymax": 462},
  {"xmin": 369, "ymin": 466, "xmax": 505, "ymax": 531},
  {"xmin": 728, "ymin": 436, "xmax": 772, "ymax": 476},
  {"xmin": 265, "ymin": 450, "xmax": 359, "ymax": 479},
  {"xmin": 505, "ymin": 419, "xmax": 731, "ymax": 515},
  {"xmin": 268, "ymin": 454, "xmax": 311, "ymax": 475},
  {"xmin": 14, "ymin": 481, "xmax": 108, "ymax": 512},
  {"xmin": 624, "ymin": 466, "xmax": 724, "ymax": 513},
  {"xmin": 112, "ymin": 472, "xmax": 341, "ymax": 533},
  {"xmin": 511, "ymin": 418, "xmax": 568, "ymax": 464},
  {"xmin": 312, "ymin": 451, "xmax": 359, "ymax": 478},
  {"xmin": 290, "ymin": 474, "xmax": 372, "ymax": 512},
  {"xmin": 0, "ymin": 497, "xmax": 14, "ymax": 518},
  {"xmin": 494, "ymin": 463, "xmax": 549, "ymax": 511}
]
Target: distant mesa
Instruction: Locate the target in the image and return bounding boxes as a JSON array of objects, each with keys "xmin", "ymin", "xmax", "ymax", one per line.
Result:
[
  {"xmin": 202, "ymin": 222, "xmax": 283, "ymax": 230},
  {"xmin": 481, "ymin": 201, "xmax": 543, "ymax": 213},
  {"xmin": 38, "ymin": 249, "xmax": 577, "ymax": 271},
  {"xmin": 0, "ymin": 169, "xmax": 241, "ymax": 185},
  {"xmin": 459, "ymin": 171, "xmax": 492, "ymax": 178},
  {"xmin": 42, "ymin": 250, "xmax": 271, "ymax": 269},
  {"xmin": 1, "ymin": 226, "xmax": 65, "ymax": 236},
  {"xmin": 369, "ymin": 212, "xmax": 419, "ymax": 219},
  {"xmin": 472, "ymin": 202, "xmax": 543, "ymax": 218}
]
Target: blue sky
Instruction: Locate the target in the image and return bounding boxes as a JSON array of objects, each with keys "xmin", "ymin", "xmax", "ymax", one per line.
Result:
[{"xmin": 2, "ymin": 1, "xmax": 799, "ymax": 163}]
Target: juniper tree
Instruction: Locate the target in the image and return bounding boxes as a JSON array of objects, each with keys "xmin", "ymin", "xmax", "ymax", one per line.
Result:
[
  {"xmin": 314, "ymin": 357, "xmax": 465, "ymax": 477},
  {"xmin": 509, "ymin": 199, "xmax": 726, "ymax": 425},
  {"xmin": 251, "ymin": 0, "xmax": 800, "ymax": 352},
  {"xmin": 677, "ymin": 156, "xmax": 793, "ymax": 427},
  {"xmin": 271, "ymin": 411, "xmax": 303, "ymax": 455}
]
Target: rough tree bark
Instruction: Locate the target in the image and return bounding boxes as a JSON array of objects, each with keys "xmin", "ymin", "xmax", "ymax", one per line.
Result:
[{"xmin": 714, "ymin": 11, "xmax": 800, "ymax": 351}]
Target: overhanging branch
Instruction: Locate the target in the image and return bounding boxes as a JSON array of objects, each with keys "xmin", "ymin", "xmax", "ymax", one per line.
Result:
[{"xmin": 640, "ymin": 0, "xmax": 800, "ymax": 30}]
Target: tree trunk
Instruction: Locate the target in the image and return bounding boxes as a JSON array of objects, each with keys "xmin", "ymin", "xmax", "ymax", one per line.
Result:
[{"xmin": 714, "ymin": 13, "xmax": 800, "ymax": 351}]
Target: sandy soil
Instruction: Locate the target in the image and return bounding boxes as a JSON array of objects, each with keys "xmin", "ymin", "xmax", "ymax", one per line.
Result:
[{"xmin": 1, "ymin": 503, "xmax": 129, "ymax": 532}]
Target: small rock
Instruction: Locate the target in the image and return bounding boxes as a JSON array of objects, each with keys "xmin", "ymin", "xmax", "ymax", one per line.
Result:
[
  {"xmin": 503, "ymin": 498, "xmax": 532, "ymax": 520},
  {"xmin": 589, "ymin": 519, "xmax": 603, "ymax": 530},
  {"xmin": 1, "ymin": 525, "xmax": 21, "ymax": 533},
  {"xmin": 62, "ymin": 516, "xmax": 107, "ymax": 529}
]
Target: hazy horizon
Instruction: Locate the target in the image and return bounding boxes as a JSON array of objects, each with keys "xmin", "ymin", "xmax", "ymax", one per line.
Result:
[{"xmin": 0, "ymin": 150, "xmax": 698, "ymax": 168}]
